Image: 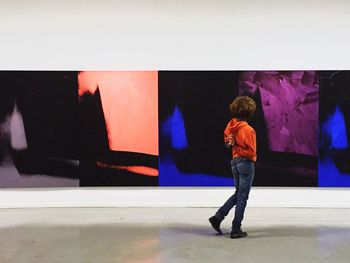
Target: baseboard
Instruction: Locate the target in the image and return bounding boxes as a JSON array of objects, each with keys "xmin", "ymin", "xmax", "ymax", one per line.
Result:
[{"xmin": 0, "ymin": 187, "xmax": 350, "ymax": 208}]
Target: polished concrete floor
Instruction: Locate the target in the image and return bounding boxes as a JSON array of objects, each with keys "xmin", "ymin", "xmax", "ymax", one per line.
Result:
[{"xmin": 0, "ymin": 207, "xmax": 349, "ymax": 263}]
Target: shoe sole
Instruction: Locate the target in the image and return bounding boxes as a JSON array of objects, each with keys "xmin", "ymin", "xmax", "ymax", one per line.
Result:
[{"xmin": 230, "ymin": 233, "xmax": 248, "ymax": 239}]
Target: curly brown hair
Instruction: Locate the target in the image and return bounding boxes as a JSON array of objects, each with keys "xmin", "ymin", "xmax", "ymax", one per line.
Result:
[{"xmin": 229, "ymin": 96, "xmax": 256, "ymax": 120}]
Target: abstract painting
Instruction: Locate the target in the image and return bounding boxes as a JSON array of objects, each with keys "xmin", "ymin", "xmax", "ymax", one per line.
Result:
[
  {"xmin": 78, "ymin": 71, "xmax": 159, "ymax": 186},
  {"xmin": 0, "ymin": 71, "xmax": 79, "ymax": 187},
  {"xmin": 319, "ymin": 71, "xmax": 350, "ymax": 187}
]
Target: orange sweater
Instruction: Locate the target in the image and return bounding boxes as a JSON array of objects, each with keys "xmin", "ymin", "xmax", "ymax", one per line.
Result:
[{"xmin": 224, "ymin": 118, "xmax": 257, "ymax": 162}]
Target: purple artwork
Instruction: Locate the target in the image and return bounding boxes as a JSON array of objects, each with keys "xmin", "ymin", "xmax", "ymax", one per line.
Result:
[{"xmin": 239, "ymin": 71, "xmax": 319, "ymax": 156}]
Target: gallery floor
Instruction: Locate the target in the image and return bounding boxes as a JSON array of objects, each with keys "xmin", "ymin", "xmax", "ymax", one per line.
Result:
[{"xmin": 0, "ymin": 207, "xmax": 349, "ymax": 263}]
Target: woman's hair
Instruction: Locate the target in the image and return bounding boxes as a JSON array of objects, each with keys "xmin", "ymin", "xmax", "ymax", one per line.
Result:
[{"xmin": 229, "ymin": 96, "xmax": 256, "ymax": 120}]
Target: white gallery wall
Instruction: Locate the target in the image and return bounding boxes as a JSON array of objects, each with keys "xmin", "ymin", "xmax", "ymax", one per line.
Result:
[{"xmin": 1, "ymin": 0, "xmax": 350, "ymax": 208}]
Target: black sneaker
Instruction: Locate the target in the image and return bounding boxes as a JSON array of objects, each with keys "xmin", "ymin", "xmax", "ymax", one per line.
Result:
[
  {"xmin": 230, "ymin": 230, "xmax": 248, "ymax": 239},
  {"xmin": 209, "ymin": 216, "xmax": 222, "ymax": 234}
]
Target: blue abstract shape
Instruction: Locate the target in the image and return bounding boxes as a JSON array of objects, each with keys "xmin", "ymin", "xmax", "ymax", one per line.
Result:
[
  {"xmin": 327, "ymin": 106, "xmax": 349, "ymax": 149},
  {"xmin": 319, "ymin": 105, "xmax": 350, "ymax": 187},
  {"xmin": 319, "ymin": 158, "xmax": 350, "ymax": 187},
  {"xmin": 170, "ymin": 106, "xmax": 188, "ymax": 150}
]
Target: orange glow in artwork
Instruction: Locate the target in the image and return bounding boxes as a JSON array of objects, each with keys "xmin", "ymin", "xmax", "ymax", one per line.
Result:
[
  {"xmin": 96, "ymin": 162, "xmax": 158, "ymax": 177},
  {"xmin": 78, "ymin": 71, "xmax": 158, "ymax": 156}
]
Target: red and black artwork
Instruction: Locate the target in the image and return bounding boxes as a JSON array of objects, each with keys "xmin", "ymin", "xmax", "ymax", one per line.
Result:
[
  {"xmin": 78, "ymin": 71, "xmax": 158, "ymax": 186},
  {"xmin": 0, "ymin": 71, "xmax": 158, "ymax": 187}
]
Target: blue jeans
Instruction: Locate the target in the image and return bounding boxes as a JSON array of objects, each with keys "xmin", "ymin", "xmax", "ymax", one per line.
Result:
[{"xmin": 215, "ymin": 157, "xmax": 255, "ymax": 232}]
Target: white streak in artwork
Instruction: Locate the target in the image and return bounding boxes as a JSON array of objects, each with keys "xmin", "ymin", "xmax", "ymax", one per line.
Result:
[{"xmin": 10, "ymin": 103, "xmax": 28, "ymax": 150}]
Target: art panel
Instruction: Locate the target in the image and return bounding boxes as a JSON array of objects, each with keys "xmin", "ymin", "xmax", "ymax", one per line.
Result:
[
  {"xmin": 78, "ymin": 71, "xmax": 159, "ymax": 186},
  {"xmin": 319, "ymin": 71, "xmax": 350, "ymax": 187},
  {"xmin": 239, "ymin": 71, "xmax": 319, "ymax": 186},
  {"xmin": 158, "ymin": 71, "xmax": 238, "ymax": 186},
  {"xmin": 0, "ymin": 72, "xmax": 80, "ymax": 187}
]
